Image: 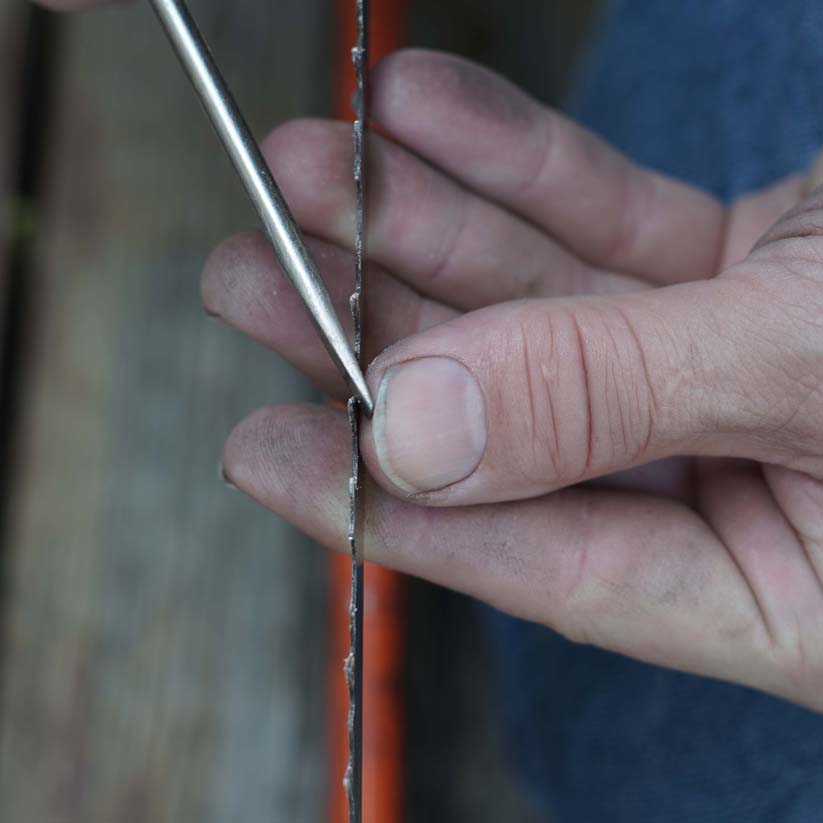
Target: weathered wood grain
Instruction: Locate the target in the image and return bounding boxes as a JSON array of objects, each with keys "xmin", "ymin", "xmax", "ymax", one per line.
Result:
[{"xmin": 0, "ymin": 3, "xmax": 330, "ymax": 821}]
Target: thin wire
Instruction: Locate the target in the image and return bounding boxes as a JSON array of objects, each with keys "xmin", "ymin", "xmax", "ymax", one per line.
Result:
[{"xmin": 345, "ymin": 1, "xmax": 369, "ymax": 821}]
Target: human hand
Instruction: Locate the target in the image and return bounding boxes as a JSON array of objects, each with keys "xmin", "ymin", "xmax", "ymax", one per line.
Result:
[{"xmin": 205, "ymin": 50, "xmax": 823, "ymax": 711}]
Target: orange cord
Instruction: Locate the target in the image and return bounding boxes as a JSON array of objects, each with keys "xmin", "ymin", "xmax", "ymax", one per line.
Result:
[{"xmin": 329, "ymin": 3, "xmax": 410, "ymax": 822}]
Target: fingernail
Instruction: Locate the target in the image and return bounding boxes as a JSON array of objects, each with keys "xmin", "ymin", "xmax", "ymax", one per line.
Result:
[
  {"xmin": 373, "ymin": 357, "xmax": 487, "ymax": 494},
  {"xmin": 219, "ymin": 462, "xmax": 237, "ymax": 490}
]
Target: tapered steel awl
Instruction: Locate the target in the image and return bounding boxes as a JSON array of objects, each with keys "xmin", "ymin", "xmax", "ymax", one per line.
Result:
[{"xmin": 148, "ymin": 0, "xmax": 374, "ymax": 417}]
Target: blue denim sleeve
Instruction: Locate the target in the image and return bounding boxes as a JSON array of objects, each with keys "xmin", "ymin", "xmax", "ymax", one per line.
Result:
[{"xmin": 486, "ymin": 2, "xmax": 823, "ymax": 820}]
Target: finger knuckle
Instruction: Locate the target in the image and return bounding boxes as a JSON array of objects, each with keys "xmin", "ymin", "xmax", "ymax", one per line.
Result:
[
  {"xmin": 570, "ymin": 305, "xmax": 660, "ymax": 475},
  {"xmin": 604, "ymin": 167, "xmax": 655, "ymax": 269},
  {"xmin": 514, "ymin": 304, "xmax": 661, "ymax": 486},
  {"xmin": 600, "ymin": 306, "xmax": 659, "ymax": 464},
  {"xmin": 514, "ymin": 309, "xmax": 592, "ymax": 485}
]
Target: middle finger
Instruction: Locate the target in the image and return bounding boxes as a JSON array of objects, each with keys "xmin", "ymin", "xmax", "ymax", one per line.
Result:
[{"xmin": 259, "ymin": 119, "xmax": 646, "ymax": 311}]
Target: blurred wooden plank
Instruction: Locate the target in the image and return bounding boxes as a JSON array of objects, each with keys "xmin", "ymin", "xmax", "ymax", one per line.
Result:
[
  {"xmin": 0, "ymin": 3, "xmax": 331, "ymax": 821},
  {"xmin": 0, "ymin": 2, "xmax": 27, "ymax": 344}
]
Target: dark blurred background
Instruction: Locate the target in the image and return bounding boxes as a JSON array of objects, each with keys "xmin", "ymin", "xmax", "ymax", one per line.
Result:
[{"xmin": 0, "ymin": 1, "xmax": 597, "ymax": 820}]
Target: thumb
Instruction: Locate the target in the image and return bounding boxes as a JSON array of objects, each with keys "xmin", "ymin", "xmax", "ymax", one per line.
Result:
[{"xmin": 361, "ymin": 278, "xmax": 796, "ymax": 505}]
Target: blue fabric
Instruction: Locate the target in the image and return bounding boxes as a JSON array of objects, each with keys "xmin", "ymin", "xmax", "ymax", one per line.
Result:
[
  {"xmin": 487, "ymin": 2, "xmax": 823, "ymax": 820},
  {"xmin": 573, "ymin": 0, "xmax": 823, "ymax": 199}
]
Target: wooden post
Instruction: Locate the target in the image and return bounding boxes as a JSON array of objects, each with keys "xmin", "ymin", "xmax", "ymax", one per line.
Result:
[{"xmin": 0, "ymin": 4, "xmax": 329, "ymax": 820}]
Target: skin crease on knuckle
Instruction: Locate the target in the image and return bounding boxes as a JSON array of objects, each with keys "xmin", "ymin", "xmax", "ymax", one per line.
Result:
[{"xmin": 516, "ymin": 301, "xmax": 661, "ymax": 486}]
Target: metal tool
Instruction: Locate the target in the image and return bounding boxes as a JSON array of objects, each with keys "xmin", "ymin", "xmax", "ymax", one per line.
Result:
[{"xmin": 148, "ymin": 0, "xmax": 374, "ymax": 416}]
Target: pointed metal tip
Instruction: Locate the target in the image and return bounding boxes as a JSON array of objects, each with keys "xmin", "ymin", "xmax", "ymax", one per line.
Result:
[
  {"xmin": 324, "ymin": 321, "xmax": 373, "ymax": 418},
  {"xmin": 348, "ymin": 363, "xmax": 374, "ymax": 419}
]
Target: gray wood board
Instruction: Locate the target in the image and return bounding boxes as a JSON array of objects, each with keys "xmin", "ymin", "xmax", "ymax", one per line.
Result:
[{"xmin": 0, "ymin": 3, "xmax": 330, "ymax": 821}]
